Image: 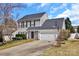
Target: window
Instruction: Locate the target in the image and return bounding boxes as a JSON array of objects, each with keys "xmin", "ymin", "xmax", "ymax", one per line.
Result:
[
  {"xmin": 18, "ymin": 22, "xmax": 20, "ymax": 28},
  {"xmin": 35, "ymin": 20, "xmax": 40, "ymax": 27},
  {"xmin": 34, "ymin": 21, "xmax": 35, "ymax": 27},
  {"xmin": 30, "ymin": 21, "xmax": 31, "ymax": 27},
  {"xmin": 21, "ymin": 23, "xmax": 22, "ymax": 28},
  {"xmin": 26, "ymin": 21, "xmax": 27, "ymax": 27},
  {"xmin": 27, "ymin": 21, "xmax": 30, "ymax": 27},
  {"xmin": 31, "ymin": 21, "xmax": 34, "ymax": 27},
  {"xmin": 18, "ymin": 32, "xmax": 23, "ymax": 34},
  {"xmin": 22, "ymin": 22, "xmax": 24, "ymax": 28},
  {"xmin": 18, "ymin": 32, "xmax": 20, "ymax": 34},
  {"xmin": 21, "ymin": 22, "xmax": 24, "ymax": 28}
]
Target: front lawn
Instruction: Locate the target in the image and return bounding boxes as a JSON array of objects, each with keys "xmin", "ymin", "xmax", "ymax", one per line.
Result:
[
  {"xmin": 0, "ymin": 39, "xmax": 33, "ymax": 50},
  {"xmin": 42, "ymin": 40, "xmax": 79, "ymax": 56}
]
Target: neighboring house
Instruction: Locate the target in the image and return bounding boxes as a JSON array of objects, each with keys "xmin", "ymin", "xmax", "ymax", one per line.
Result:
[
  {"xmin": 73, "ymin": 26, "xmax": 78, "ymax": 33},
  {"xmin": 70, "ymin": 26, "xmax": 79, "ymax": 39},
  {"xmin": 12, "ymin": 12, "xmax": 66, "ymax": 41}
]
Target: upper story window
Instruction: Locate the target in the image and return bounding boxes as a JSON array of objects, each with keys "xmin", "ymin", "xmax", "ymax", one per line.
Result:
[
  {"xmin": 18, "ymin": 22, "xmax": 20, "ymax": 28},
  {"xmin": 21, "ymin": 22, "xmax": 24, "ymax": 28},
  {"xmin": 30, "ymin": 20, "xmax": 40, "ymax": 27},
  {"xmin": 18, "ymin": 19, "xmax": 40, "ymax": 28},
  {"xmin": 31, "ymin": 21, "xmax": 34, "ymax": 27},
  {"xmin": 30, "ymin": 21, "xmax": 31, "ymax": 27},
  {"xmin": 26, "ymin": 21, "xmax": 27, "ymax": 27},
  {"xmin": 35, "ymin": 20, "xmax": 40, "ymax": 27},
  {"xmin": 27, "ymin": 21, "xmax": 30, "ymax": 27}
]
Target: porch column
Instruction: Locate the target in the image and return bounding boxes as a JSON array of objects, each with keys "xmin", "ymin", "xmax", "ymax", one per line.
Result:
[
  {"xmin": 27, "ymin": 31, "xmax": 31, "ymax": 39},
  {"xmin": 34, "ymin": 31, "xmax": 38, "ymax": 40}
]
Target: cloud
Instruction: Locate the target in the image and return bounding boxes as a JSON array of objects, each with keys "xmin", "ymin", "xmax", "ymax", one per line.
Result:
[
  {"xmin": 71, "ymin": 4, "xmax": 79, "ymax": 16},
  {"xmin": 37, "ymin": 3, "xmax": 50, "ymax": 9},
  {"xmin": 26, "ymin": 3, "xmax": 35, "ymax": 7},
  {"xmin": 56, "ymin": 4, "xmax": 79, "ymax": 26},
  {"xmin": 40, "ymin": 3, "xmax": 47, "ymax": 7},
  {"xmin": 50, "ymin": 3, "xmax": 67, "ymax": 14},
  {"xmin": 56, "ymin": 9, "xmax": 70, "ymax": 18},
  {"xmin": 48, "ymin": 14, "xmax": 54, "ymax": 19}
]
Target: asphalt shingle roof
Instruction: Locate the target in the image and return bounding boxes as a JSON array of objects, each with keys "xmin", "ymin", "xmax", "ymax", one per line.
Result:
[
  {"xmin": 27, "ymin": 18, "xmax": 65, "ymax": 30},
  {"xmin": 17, "ymin": 12, "xmax": 45, "ymax": 22}
]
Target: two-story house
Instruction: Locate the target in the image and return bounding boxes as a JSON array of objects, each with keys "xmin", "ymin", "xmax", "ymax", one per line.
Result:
[{"xmin": 12, "ymin": 12, "xmax": 66, "ymax": 41}]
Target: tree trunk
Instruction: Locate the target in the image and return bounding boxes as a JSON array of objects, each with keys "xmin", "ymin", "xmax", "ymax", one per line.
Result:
[{"xmin": 0, "ymin": 31, "xmax": 3, "ymax": 42}]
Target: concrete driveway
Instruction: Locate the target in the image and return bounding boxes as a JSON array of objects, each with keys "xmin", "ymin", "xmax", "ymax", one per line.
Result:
[{"xmin": 0, "ymin": 40, "xmax": 52, "ymax": 56}]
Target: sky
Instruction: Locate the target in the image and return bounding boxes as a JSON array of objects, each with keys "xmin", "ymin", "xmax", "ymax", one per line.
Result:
[{"xmin": 13, "ymin": 3, "xmax": 79, "ymax": 26}]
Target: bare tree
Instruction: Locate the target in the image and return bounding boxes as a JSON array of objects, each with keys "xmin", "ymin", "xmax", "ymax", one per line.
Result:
[{"xmin": 0, "ymin": 3, "xmax": 26, "ymax": 42}]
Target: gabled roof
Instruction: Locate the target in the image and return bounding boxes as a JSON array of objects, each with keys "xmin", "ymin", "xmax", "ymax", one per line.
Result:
[
  {"xmin": 27, "ymin": 18, "xmax": 65, "ymax": 30},
  {"xmin": 17, "ymin": 12, "xmax": 46, "ymax": 22}
]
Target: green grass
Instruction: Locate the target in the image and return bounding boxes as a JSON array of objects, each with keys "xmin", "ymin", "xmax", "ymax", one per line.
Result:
[
  {"xmin": 42, "ymin": 40, "xmax": 79, "ymax": 56},
  {"xmin": 0, "ymin": 39, "xmax": 33, "ymax": 50}
]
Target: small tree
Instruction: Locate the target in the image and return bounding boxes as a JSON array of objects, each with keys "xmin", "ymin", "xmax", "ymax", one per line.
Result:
[
  {"xmin": 77, "ymin": 26, "xmax": 79, "ymax": 33},
  {"xmin": 70, "ymin": 26, "xmax": 75, "ymax": 33},
  {"xmin": 0, "ymin": 3, "xmax": 26, "ymax": 42},
  {"xmin": 57, "ymin": 30, "xmax": 70, "ymax": 41},
  {"xmin": 53, "ymin": 30, "xmax": 70, "ymax": 47},
  {"xmin": 65, "ymin": 17, "xmax": 72, "ymax": 30},
  {"xmin": 0, "ymin": 31, "xmax": 3, "ymax": 42},
  {"xmin": 65, "ymin": 17, "xmax": 75, "ymax": 33}
]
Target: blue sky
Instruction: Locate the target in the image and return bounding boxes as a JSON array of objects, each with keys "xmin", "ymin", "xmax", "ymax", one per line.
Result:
[{"xmin": 13, "ymin": 3, "xmax": 79, "ymax": 26}]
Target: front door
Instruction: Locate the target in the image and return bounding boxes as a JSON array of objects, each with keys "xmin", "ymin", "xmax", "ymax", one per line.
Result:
[{"xmin": 31, "ymin": 31, "xmax": 34, "ymax": 39}]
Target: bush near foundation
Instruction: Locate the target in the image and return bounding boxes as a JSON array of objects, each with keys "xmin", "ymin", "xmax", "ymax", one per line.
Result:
[{"xmin": 16, "ymin": 34, "xmax": 26, "ymax": 39}]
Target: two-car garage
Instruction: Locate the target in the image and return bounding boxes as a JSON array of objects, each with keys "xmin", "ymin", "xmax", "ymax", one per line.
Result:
[{"xmin": 38, "ymin": 29, "xmax": 58, "ymax": 41}]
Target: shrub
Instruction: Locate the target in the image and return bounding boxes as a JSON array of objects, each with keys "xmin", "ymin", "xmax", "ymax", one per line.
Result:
[
  {"xmin": 12, "ymin": 37, "xmax": 23, "ymax": 40},
  {"xmin": 54, "ymin": 30, "xmax": 70, "ymax": 46},
  {"xmin": 70, "ymin": 26, "xmax": 75, "ymax": 33},
  {"xmin": 57, "ymin": 30, "xmax": 70, "ymax": 41},
  {"xmin": 16, "ymin": 34, "xmax": 26, "ymax": 39}
]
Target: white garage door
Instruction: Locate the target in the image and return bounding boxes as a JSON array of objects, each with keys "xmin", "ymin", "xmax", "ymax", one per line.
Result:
[{"xmin": 40, "ymin": 33, "xmax": 58, "ymax": 41}]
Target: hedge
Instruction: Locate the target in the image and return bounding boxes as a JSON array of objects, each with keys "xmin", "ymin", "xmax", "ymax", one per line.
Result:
[{"xmin": 16, "ymin": 34, "xmax": 26, "ymax": 39}]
